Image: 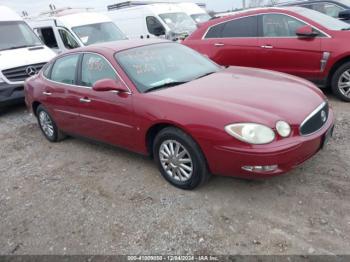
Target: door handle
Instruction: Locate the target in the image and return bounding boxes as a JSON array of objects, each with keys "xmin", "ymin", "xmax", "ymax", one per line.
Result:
[
  {"xmin": 261, "ymin": 45, "xmax": 273, "ymax": 49},
  {"xmin": 79, "ymin": 98, "xmax": 91, "ymax": 103},
  {"xmin": 43, "ymin": 91, "xmax": 52, "ymax": 96},
  {"xmin": 214, "ymin": 43, "xmax": 225, "ymax": 47}
]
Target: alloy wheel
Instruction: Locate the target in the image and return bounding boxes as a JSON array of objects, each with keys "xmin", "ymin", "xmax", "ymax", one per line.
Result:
[
  {"xmin": 159, "ymin": 140, "xmax": 193, "ymax": 182},
  {"xmin": 338, "ymin": 70, "xmax": 350, "ymax": 98},
  {"xmin": 39, "ymin": 111, "xmax": 54, "ymax": 138}
]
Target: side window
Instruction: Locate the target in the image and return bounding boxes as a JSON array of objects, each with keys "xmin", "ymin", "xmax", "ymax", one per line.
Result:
[
  {"xmin": 43, "ymin": 62, "xmax": 53, "ymax": 78},
  {"xmin": 81, "ymin": 54, "xmax": 118, "ymax": 87},
  {"xmin": 205, "ymin": 23, "xmax": 225, "ymax": 38},
  {"xmin": 50, "ymin": 54, "xmax": 79, "ymax": 84},
  {"xmin": 262, "ymin": 14, "xmax": 306, "ymax": 37},
  {"xmin": 221, "ymin": 16, "xmax": 258, "ymax": 38},
  {"xmin": 58, "ymin": 29, "xmax": 80, "ymax": 49},
  {"xmin": 146, "ymin": 16, "xmax": 165, "ymax": 36},
  {"xmin": 34, "ymin": 27, "xmax": 58, "ymax": 48},
  {"xmin": 310, "ymin": 2, "xmax": 344, "ymax": 18}
]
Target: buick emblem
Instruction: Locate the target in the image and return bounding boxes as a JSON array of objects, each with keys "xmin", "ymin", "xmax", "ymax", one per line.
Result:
[
  {"xmin": 320, "ymin": 110, "xmax": 327, "ymax": 123},
  {"xmin": 25, "ymin": 66, "xmax": 37, "ymax": 76}
]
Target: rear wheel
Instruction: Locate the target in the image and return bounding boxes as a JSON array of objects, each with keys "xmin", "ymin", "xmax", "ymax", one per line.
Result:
[
  {"xmin": 153, "ymin": 127, "xmax": 210, "ymax": 190},
  {"xmin": 331, "ymin": 62, "xmax": 350, "ymax": 102},
  {"xmin": 36, "ymin": 105, "xmax": 65, "ymax": 142}
]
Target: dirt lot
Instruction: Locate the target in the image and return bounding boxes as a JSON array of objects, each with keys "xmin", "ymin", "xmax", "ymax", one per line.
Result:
[{"xmin": 0, "ymin": 93, "xmax": 349, "ymax": 255}]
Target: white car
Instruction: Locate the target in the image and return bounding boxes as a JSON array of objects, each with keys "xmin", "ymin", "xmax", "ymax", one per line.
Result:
[
  {"xmin": 0, "ymin": 5, "xmax": 55, "ymax": 106},
  {"xmin": 177, "ymin": 2, "xmax": 211, "ymax": 24}
]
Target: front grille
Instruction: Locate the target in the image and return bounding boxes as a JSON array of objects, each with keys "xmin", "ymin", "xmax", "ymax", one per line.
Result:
[
  {"xmin": 2, "ymin": 63, "xmax": 46, "ymax": 82},
  {"xmin": 300, "ymin": 102, "xmax": 329, "ymax": 136}
]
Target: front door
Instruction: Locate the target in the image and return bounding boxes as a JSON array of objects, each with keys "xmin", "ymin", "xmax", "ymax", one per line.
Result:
[
  {"xmin": 74, "ymin": 53, "xmax": 135, "ymax": 149},
  {"xmin": 257, "ymin": 13, "xmax": 323, "ymax": 81}
]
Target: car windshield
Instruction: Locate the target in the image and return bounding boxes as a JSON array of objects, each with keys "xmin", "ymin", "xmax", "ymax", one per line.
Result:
[
  {"xmin": 289, "ymin": 7, "xmax": 350, "ymax": 30},
  {"xmin": 115, "ymin": 43, "xmax": 220, "ymax": 93},
  {"xmin": 0, "ymin": 21, "xmax": 42, "ymax": 51},
  {"xmin": 72, "ymin": 22, "xmax": 127, "ymax": 46},
  {"xmin": 191, "ymin": 13, "xmax": 211, "ymax": 23},
  {"xmin": 159, "ymin": 12, "xmax": 197, "ymax": 32}
]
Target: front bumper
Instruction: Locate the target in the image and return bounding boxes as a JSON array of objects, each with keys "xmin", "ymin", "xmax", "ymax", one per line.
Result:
[
  {"xmin": 205, "ymin": 109, "xmax": 335, "ymax": 179},
  {"xmin": 0, "ymin": 82, "xmax": 24, "ymax": 106}
]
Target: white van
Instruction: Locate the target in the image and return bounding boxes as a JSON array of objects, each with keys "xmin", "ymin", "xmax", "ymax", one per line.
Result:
[
  {"xmin": 106, "ymin": 2, "xmax": 197, "ymax": 41},
  {"xmin": 177, "ymin": 2, "xmax": 211, "ymax": 24},
  {"xmin": 0, "ymin": 6, "xmax": 55, "ymax": 106},
  {"xmin": 27, "ymin": 8, "xmax": 127, "ymax": 54}
]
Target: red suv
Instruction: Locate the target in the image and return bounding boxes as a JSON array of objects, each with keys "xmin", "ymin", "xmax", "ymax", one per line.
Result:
[{"xmin": 184, "ymin": 6, "xmax": 350, "ymax": 101}]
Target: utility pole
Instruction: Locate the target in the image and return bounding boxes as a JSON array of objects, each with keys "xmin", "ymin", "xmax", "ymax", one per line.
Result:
[{"xmin": 242, "ymin": 0, "xmax": 246, "ymax": 8}]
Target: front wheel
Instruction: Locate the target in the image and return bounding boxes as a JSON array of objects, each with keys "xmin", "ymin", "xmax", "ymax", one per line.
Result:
[
  {"xmin": 153, "ymin": 127, "xmax": 210, "ymax": 190},
  {"xmin": 331, "ymin": 62, "xmax": 350, "ymax": 102}
]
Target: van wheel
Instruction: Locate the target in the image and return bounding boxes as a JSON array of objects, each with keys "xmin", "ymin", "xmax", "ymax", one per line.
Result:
[
  {"xmin": 331, "ymin": 62, "xmax": 350, "ymax": 102},
  {"xmin": 36, "ymin": 105, "xmax": 65, "ymax": 142},
  {"xmin": 153, "ymin": 127, "xmax": 210, "ymax": 190}
]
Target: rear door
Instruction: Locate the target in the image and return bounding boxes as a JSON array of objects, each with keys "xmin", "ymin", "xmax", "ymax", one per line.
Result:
[
  {"xmin": 42, "ymin": 53, "xmax": 81, "ymax": 133},
  {"xmin": 257, "ymin": 13, "xmax": 323, "ymax": 81},
  {"xmin": 198, "ymin": 15, "xmax": 260, "ymax": 67},
  {"xmin": 73, "ymin": 53, "xmax": 135, "ymax": 149}
]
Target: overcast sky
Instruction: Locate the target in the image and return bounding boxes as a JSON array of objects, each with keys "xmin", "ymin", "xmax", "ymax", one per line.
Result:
[{"xmin": 0, "ymin": 0, "xmax": 248, "ymax": 16}]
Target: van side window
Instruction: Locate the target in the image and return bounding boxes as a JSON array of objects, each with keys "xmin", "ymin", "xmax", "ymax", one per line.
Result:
[
  {"xmin": 50, "ymin": 54, "xmax": 79, "ymax": 84},
  {"xmin": 146, "ymin": 16, "xmax": 165, "ymax": 36},
  {"xmin": 81, "ymin": 54, "xmax": 118, "ymax": 87},
  {"xmin": 262, "ymin": 14, "xmax": 306, "ymax": 37},
  {"xmin": 34, "ymin": 27, "xmax": 58, "ymax": 48},
  {"xmin": 58, "ymin": 29, "xmax": 80, "ymax": 49}
]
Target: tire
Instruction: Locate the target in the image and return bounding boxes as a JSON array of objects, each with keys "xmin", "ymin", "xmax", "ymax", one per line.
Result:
[
  {"xmin": 331, "ymin": 62, "xmax": 350, "ymax": 102},
  {"xmin": 36, "ymin": 105, "xmax": 65, "ymax": 142},
  {"xmin": 153, "ymin": 127, "xmax": 210, "ymax": 190}
]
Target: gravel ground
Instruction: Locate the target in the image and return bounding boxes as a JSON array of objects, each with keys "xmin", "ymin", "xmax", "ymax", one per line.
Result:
[{"xmin": 0, "ymin": 93, "xmax": 349, "ymax": 255}]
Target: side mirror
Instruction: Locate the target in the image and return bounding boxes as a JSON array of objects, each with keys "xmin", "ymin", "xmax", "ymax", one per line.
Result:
[
  {"xmin": 296, "ymin": 25, "xmax": 318, "ymax": 38},
  {"xmin": 92, "ymin": 78, "xmax": 128, "ymax": 93},
  {"xmin": 339, "ymin": 9, "xmax": 350, "ymax": 20}
]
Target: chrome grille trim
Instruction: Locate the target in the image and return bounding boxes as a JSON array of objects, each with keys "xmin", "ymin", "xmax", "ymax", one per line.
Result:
[{"xmin": 299, "ymin": 101, "xmax": 328, "ymax": 136}]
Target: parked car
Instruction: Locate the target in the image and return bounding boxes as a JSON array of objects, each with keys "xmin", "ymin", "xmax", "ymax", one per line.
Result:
[
  {"xmin": 277, "ymin": 0, "xmax": 350, "ymax": 22},
  {"xmin": 106, "ymin": 2, "xmax": 197, "ymax": 41},
  {"xmin": 0, "ymin": 5, "xmax": 56, "ymax": 107},
  {"xmin": 27, "ymin": 8, "xmax": 127, "ymax": 54},
  {"xmin": 25, "ymin": 40, "xmax": 334, "ymax": 189},
  {"xmin": 184, "ymin": 7, "xmax": 350, "ymax": 101},
  {"xmin": 177, "ymin": 2, "xmax": 211, "ymax": 24}
]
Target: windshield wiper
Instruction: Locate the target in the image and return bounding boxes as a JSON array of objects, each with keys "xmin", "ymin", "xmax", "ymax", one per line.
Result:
[
  {"xmin": 145, "ymin": 81, "xmax": 188, "ymax": 93},
  {"xmin": 194, "ymin": 71, "xmax": 216, "ymax": 80},
  {"xmin": 341, "ymin": 27, "xmax": 350, "ymax": 30}
]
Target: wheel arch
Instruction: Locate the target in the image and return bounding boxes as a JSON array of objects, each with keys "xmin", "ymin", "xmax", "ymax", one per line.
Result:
[
  {"xmin": 145, "ymin": 122, "xmax": 210, "ymax": 171},
  {"xmin": 32, "ymin": 101, "xmax": 41, "ymax": 116},
  {"xmin": 327, "ymin": 55, "xmax": 350, "ymax": 86}
]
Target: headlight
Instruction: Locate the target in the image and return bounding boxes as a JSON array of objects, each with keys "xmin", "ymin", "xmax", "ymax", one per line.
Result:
[
  {"xmin": 225, "ymin": 123, "xmax": 275, "ymax": 145},
  {"xmin": 276, "ymin": 121, "xmax": 291, "ymax": 137}
]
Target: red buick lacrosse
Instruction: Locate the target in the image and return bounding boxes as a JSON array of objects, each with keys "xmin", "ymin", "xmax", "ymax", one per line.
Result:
[{"xmin": 25, "ymin": 40, "xmax": 334, "ymax": 189}]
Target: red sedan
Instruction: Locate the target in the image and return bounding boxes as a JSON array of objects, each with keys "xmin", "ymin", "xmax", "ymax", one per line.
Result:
[
  {"xmin": 183, "ymin": 7, "xmax": 350, "ymax": 102},
  {"xmin": 25, "ymin": 40, "xmax": 334, "ymax": 189}
]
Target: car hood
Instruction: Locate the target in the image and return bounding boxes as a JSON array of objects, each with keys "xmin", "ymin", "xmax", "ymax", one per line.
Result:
[
  {"xmin": 151, "ymin": 67, "xmax": 326, "ymax": 126},
  {"xmin": 0, "ymin": 46, "xmax": 55, "ymax": 71}
]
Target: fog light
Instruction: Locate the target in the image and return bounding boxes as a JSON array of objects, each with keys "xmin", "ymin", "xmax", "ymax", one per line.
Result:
[{"xmin": 242, "ymin": 165, "xmax": 278, "ymax": 172}]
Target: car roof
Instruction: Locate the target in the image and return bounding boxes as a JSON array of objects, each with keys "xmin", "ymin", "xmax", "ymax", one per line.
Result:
[
  {"xmin": 63, "ymin": 39, "xmax": 171, "ymax": 55},
  {"xmin": 277, "ymin": 0, "xmax": 349, "ymax": 7}
]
